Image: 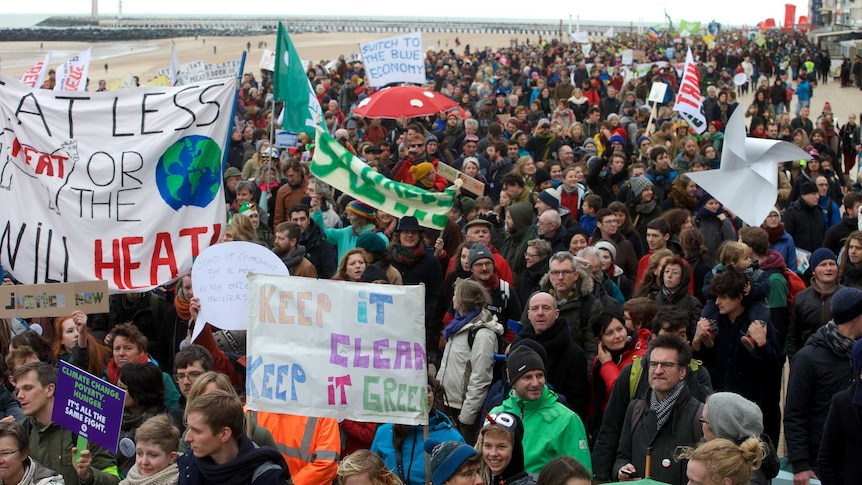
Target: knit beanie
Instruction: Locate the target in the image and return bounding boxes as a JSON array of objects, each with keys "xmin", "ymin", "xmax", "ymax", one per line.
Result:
[
  {"xmin": 537, "ymin": 188, "xmax": 560, "ymax": 210},
  {"xmin": 506, "ymin": 345, "xmax": 545, "ymax": 384},
  {"xmin": 533, "ymin": 168, "xmax": 551, "ymax": 187},
  {"xmin": 360, "ymin": 264, "xmax": 389, "ymax": 283},
  {"xmin": 355, "ymin": 232, "xmax": 386, "ymax": 255},
  {"xmin": 410, "ymin": 162, "xmax": 435, "ymax": 180},
  {"xmin": 809, "ymin": 247, "xmax": 837, "ymax": 272},
  {"xmin": 255, "ymin": 140, "xmax": 267, "ymax": 152},
  {"xmin": 629, "ymin": 175, "xmax": 654, "ymax": 199},
  {"xmin": 346, "ymin": 200, "xmax": 376, "ymax": 220},
  {"xmin": 707, "ymin": 392, "xmax": 764, "ymax": 441},
  {"xmin": 468, "ymin": 243, "xmax": 494, "ymax": 268},
  {"xmin": 831, "ymin": 287, "xmax": 862, "ymax": 325},
  {"xmin": 799, "ymin": 181, "xmax": 818, "ymax": 195},
  {"xmin": 508, "ymin": 338, "xmax": 549, "ymax": 367},
  {"xmin": 609, "ymin": 134, "xmax": 626, "ymax": 146},
  {"xmin": 424, "ymin": 439, "xmax": 478, "ymax": 485},
  {"xmin": 594, "ymin": 240, "xmax": 617, "ymax": 261},
  {"xmin": 508, "ymin": 202, "xmax": 536, "ymax": 231},
  {"xmin": 238, "ymin": 202, "xmax": 257, "ymax": 217}
]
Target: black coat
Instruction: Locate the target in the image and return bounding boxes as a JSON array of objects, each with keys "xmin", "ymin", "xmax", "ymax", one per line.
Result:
[
  {"xmin": 299, "ymin": 219, "xmax": 336, "ymax": 279},
  {"xmin": 788, "ymin": 284, "xmax": 843, "ymax": 358},
  {"xmin": 785, "ymin": 325, "xmax": 856, "ymax": 474},
  {"xmin": 818, "ymin": 382, "xmax": 862, "ymax": 484},
  {"xmin": 823, "ymin": 217, "xmax": 858, "ymax": 254},
  {"xmin": 783, "ymin": 199, "xmax": 826, "ymax": 253}
]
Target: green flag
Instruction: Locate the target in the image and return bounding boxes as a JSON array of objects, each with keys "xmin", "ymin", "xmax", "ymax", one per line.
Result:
[
  {"xmin": 275, "ymin": 21, "xmax": 324, "ymax": 137},
  {"xmin": 311, "ymin": 128, "xmax": 457, "ymax": 229},
  {"xmin": 678, "ymin": 19, "xmax": 701, "ymax": 35}
]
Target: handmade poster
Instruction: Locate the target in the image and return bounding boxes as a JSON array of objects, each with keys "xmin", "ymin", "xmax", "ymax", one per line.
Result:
[
  {"xmin": 0, "ymin": 74, "xmax": 237, "ymax": 292},
  {"xmin": 0, "ymin": 280, "xmax": 109, "ymax": 318},
  {"xmin": 52, "ymin": 361, "xmax": 125, "ymax": 453},
  {"xmin": 436, "ymin": 162, "xmax": 485, "ymax": 197},
  {"xmin": 360, "ymin": 32, "xmax": 426, "ymax": 87},
  {"xmin": 245, "ymin": 274, "xmax": 428, "ymax": 425}
]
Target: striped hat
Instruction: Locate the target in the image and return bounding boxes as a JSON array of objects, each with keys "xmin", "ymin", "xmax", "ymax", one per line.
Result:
[{"xmin": 346, "ymin": 200, "xmax": 376, "ymax": 220}]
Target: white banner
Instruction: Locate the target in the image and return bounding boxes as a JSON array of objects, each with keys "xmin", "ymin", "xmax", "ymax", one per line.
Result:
[
  {"xmin": 245, "ymin": 274, "xmax": 428, "ymax": 425},
  {"xmin": 360, "ymin": 32, "xmax": 426, "ymax": 88},
  {"xmin": 170, "ymin": 43, "xmax": 182, "ymax": 87},
  {"xmin": 673, "ymin": 47, "xmax": 707, "ymax": 134},
  {"xmin": 621, "ymin": 50, "xmax": 633, "ymax": 66},
  {"xmin": 0, "ymin": 74, "xmax": 237, "ymax": 292},
  {"xmin": 180, "ymin": 60, "xmax": 207, "ymax": 84},
  {"xmin": 19, "ymin": 54, "xmax": 51, "ymax": 89},
  {"xmin": 260, "ymin": 49, "xmax": 276, "ymax": 71},
  {"xmin": 54, "ymin": 48, "xmax": 91, "ymax": 92},
  {"xmin": 570, "ymin": 31, "xmax": 589, "ymax": 43}
]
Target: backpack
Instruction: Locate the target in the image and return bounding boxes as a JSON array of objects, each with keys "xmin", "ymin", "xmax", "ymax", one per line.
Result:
[
  {"xmin": 468, "ymin": 323, "xmax": 509, "ymax": 384},
  {"xmin": 767, "ymin": 267, "xmax": 805, "ymax": 307},
  {"xmin": 628, "ymin": 355, "xmax": 702, "ymax": 401}
]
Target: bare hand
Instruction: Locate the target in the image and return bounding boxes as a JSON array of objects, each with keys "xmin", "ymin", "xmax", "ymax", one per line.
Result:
[
  {"xmin": 793, "ymin": 470, "xmax": 817, "ymax": 485},
  {"xmin": 1, "ymin": 278, "xmax": 12, "ymax": 286},
  {"xmin": 189, "ymin": 297, "xmax": 201, "ymax": 321},
  {"xmin": 743, "ymin": 281, "xmax": 751, "ymax": 296},
  {"xmin": 748, "ymin": 320, "xmax": 768, "ymax": 348},
  {"xmin": 73, "ymin": 448, "xmax": 92, "ymax": 481},
  {"xmin": 694, "ymin": 318, "xmax": 713, "ymax": 347},
  {"xmin": 618, "ymin": 464, "xmax": 638, "ymax": 481},
  {"xmin": 597, "ymin": 342, "xmax": 612, "ymax": 364}
]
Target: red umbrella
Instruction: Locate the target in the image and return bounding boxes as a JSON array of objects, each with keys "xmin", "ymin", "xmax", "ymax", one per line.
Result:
[{"xmin": 351, "ymin": 86, "xmax": 457, "ymax": 119}]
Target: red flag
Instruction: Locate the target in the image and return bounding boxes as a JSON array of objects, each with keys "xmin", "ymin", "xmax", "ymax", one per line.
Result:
[{"xmin": 784, "ymin": 4, "xmax": 796, "ymax": 28}]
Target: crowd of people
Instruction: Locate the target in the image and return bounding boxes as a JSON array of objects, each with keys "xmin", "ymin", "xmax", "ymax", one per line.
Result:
[{"xmin": 2, "ymin": 24, "xmax": 862, "ymax": 485}]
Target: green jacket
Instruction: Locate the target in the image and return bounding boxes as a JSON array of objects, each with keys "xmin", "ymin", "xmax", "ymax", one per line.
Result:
[
  {"xmin": 27, "ymin": 417, "xmax": 120, "ymax": 485},
  {"xmin": 491, "ymin": 386, "xmax": 591, "ymax": 475}
]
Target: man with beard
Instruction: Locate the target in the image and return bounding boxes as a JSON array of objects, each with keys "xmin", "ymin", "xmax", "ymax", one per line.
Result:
[
  {"xmin": 274, "ymin": 160, "xmax": 309, "ymax": 227},
  {"xmin": 273, "ymin": 222, "xmax": 317, "ymax": 278},
  {"xmin": 287, "ymin": 204, "xmax": 336, "ymax": 279}
]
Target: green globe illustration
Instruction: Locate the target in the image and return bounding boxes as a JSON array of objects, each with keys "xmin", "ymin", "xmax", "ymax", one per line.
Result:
[{"xmin": 155, "ymin": 135, "xmax": 222, "ymax": 210}]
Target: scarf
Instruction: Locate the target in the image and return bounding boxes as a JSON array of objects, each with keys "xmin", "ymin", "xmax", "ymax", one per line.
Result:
[
  {"xmin": 444, "ymin": 309, "xmax": 481, "ymax": 341},
  {"xmin": 634, "ymin": 199, "xmax": 658, "ymax": 215},
  {"xmin": 697, "ymin": 205, "xmax": 724, "ymax": 220},
  {"xmin": 352, "ymin": 223, "xmax": 378, "ymax": 237},
  {"xmin": 536, "ymin": 131, "xmax": 556, "ymax": 161},
  {"xmin": 196, "ymin": 435, "xmax": 286, "ymax": 485},
  {"xmin": 174, "ymin": 295, "xmax": 191, "ymax": 321},
  {"xmin": 391, "ymin": 244, "xmax": 425, "ymax": 266},
  {"xmin": 764, "ymin": 224, "xmax": 785, "ymax": 245},
  {"xmin": 121, "ymin": 463, "xmax": 179, "ymax": 485},
  {"xmin": 105, "ymin": 352, "xmax": 150, "ymax": 384},
  {"xmin": 650, "ymin": 381, "xmax": 684, "ymax": 429},
  {"xmin": 822, "ymin": 321, "xmax": 856, "ymax": 358}
]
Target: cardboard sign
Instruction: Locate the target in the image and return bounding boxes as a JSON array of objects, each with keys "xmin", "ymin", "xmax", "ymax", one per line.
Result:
[
  {"xmin": 245, "ymin": 274, "xmax": 428, "ymax": 425},
  {"xmin": 436, "ymin": 162, "xmax": 485, "ymax": 197},
  {"xmin": 0, "ymin": 280, "xmax": 109, "ymax": 319},
  {"xmin": 275, "ymin": 130, "xmax": 299, "ymax": 149},
  {"xmin": 633, "ymin": 50, "xmax": 646, "ymax": 62},
  {"xmin": 52, "ymin": 361, "xmax": 125, "ymax": 453},
  {"xmin": 648, "ymin": 82, "xmax": 668, "ymax": 103},
  {"xmin": 621, "ymin": 50, "xmax": 634, "ymax": 65}
]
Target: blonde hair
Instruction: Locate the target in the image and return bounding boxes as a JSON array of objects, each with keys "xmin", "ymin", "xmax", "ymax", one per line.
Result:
[
  {"xmin": 676, "ymin": 437, "xmax": 767, "ymax": 485},
  {"xmin": 717, "ymin": 241, "xmax": 751, "ymax": 269},
  {"xmin": 337, "ymin": 449, "xmax": 403, "ymax": 485},
  {"xmin": 186, "ymin": 371, "xmax": 236, "ymax": 407},
  {"xmin": 474, "ymin": 423, "xmax": 515, "ymax": 484},
  {"xmin": 135, "ymin": 414, "xmax": 180, "ymax": 455}
]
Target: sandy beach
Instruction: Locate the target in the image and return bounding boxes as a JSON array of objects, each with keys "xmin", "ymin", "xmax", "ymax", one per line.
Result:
[{"xmin": 0, "ymin": 32, "xmax": 518, "ymax": 82}]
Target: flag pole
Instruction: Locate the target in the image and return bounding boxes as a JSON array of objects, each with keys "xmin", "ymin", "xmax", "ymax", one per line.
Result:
[{"xmin": 221, "ymin": 51, "xmax": 247, "ymax": 176}]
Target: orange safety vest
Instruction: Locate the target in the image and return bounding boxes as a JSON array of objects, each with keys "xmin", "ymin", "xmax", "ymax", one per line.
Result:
[{"xmin": 257, "ymin": 413, "xmax": 340, "ymax": 485}]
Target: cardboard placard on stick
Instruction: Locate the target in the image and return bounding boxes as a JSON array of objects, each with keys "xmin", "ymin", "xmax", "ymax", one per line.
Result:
[
  {"xmin": 0, "ymin": 280, "xmax": 109, "ymax": 319},
  {"xmin": 436, "ymin": 162, "xmax": 486, "ymax": 197}
]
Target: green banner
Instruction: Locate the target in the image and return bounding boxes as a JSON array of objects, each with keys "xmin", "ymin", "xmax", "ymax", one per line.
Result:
[{"xmin": 274, "ymin": 22, "xmax": 325, "ymax": 137}]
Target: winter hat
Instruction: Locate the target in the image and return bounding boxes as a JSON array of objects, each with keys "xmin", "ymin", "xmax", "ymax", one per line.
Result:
[
  {"xmin": 629, "ymin": 175, "xmax": 654, "ymax": 199},
  {"xmin": 831, "ymin": 287, "xmax": 862, "ymax": 325},
  {"xmin": 223, "ymin": 167, "xmax": 242, "ymax": 180},
  {"xmin": 463, "ymin": 134, "xmax": 479, "ymax": 146},
  {"xmin": 823, "ymin": 101, "xmax": 832, "ymax": 113},
  {"xmin": 255, "ymin": 140, "xmax": 268, "ymax": 152},
  {"xmin": 410, "ymin": 162, "xmax": 435, "ymax": 181},
  {"xmin": 346, "ymin": 200, "xmax": 376, "ymax": 220},
  {"xmin": 335, "ymin": 128, "xmax": 350, "ymax": 141},
  {"xmin": 508, "ymin": 338, "xmax": 549, "ymax": 367},
  {"xmin": 538, "ymin": 118, "xmax": 551, "ymax": 128},
  {"xmin": 609, "ymin": 134, "xmax": 626, "ymax": 146},
  {"xmin": 709, "ymin": 120, "xmax": 723, "ymax": 131},
  {"xmin": 346, "ymin": 119, "xmax": 358, "ymax": 129},
  {"xmin": 506, "ymin": 345, "xmax": 545, "ymax": 384},
  {"xmin": 355, "ymin": 232, "xmax": 387, "ymax": 254},
  {"xmin": 360, "ymin": 265, "xmax": 389, "ymax": 283},
  {"xmin": 238, "ymin": 202, "xmax": 257, "ymax": 217},
  {"xmin": 533, "ymin": 168, "xmax": 551, "ymax": 187},
  {"xmin": 426, "ymin": 134, "xmax": 439, "ymax": 144},
  {"xmin": 460, "ymin": 197, "xmax": 476, "ymax": 216},
  {"xmin": 396, "ymin": 216, "xmax": 422, "ymax": 232},
  {"xmin": 469, "ymin": 243, "xmax": 494, "ymax": 267},
  {"xmin": 799, "ymin": 181, "xmax": 818, "ymax": 195},
  {"xmin": 582, "ymin": 138, "xmax": 598, "ymax": 149},
  {"xmin": 424, "ymin": 439, "xmax": 479, "ymax": 485},
  {"xmin": 607, "ymin": 113, "xmax": 620, "ymax": 122},
  {"xmin": 706, "ymin": 392, "xmax": 764, "ymax": 441},
  {"xmin": 637, "ymin": 135, "xmax": 651, "ymax": 147},
  {"xmin": 482, "ymin": 412, "xmax": 527, "ymax": 478},
  {"xmin": 809, "ymin": 247, "xmax": 837, "ymax": 271},
  {"xmin": 852, "ymin": 340, "xmax": 862, "ymax": 405},
  {"xmin": 594, "ymin": 240, "xmax": 617, "ymax": 261},
  {"xmin": 537, "ymin": 188, "xmax": 561, "ymax": 210}
]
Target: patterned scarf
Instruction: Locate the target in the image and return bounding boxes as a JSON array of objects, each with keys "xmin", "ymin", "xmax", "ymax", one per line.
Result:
[
  {"xmin": 650, "ymin": 381, "xmax": 684, "ymax": 429},
  {"xmin": 823, "ymin": 321, "xmax": 856, "ymax": 359},
  {"xmin": 121, "ymin": 463, "xmax": 179, "ymax": 485},
  {"xmin": 391, "ymin": 244, "xmax": 425, "ymax": 266}
]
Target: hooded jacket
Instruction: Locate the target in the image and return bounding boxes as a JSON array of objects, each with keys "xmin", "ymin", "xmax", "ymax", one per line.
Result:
[
  {"xmin": 516, "ymin": 318, "xmax": 589, "ymax": 420},
  {"xmin": 655, "ymin": 262, "xmax": 703, "ymax": 326},
  {"xmin": 490, "ymin": 387, "xmax": 591, "ymax": 475},
  {"xmin": 486, "ymin": 413, "xmax": 538, "ymax": 485},
  {"xmin": 437, "ymin": 309, "xmax": 504, "ymax": 425},
  {"xmin": 501, "ymin": 202, "xmax": 537, "ymax": 282},
  {"xmin": 823, "ymin": 217, "xmax": 859, "ymax": 254},
  {"xmin": 785, "ymin": 324, "xmax": 856, "ymax": 474}
]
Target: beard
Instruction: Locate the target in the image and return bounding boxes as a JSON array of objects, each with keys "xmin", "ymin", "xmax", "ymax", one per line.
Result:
[{"xmin": 273, "ymin": 244, "xmax": 290, "ymax": 257}]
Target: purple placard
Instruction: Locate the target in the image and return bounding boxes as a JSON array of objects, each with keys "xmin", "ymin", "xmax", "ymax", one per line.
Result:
[{"xmin": 51, "ymin": 360, "xmax": 125, "ymax": 453}]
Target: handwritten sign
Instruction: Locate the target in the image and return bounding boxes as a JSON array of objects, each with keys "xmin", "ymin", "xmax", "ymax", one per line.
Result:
[
  {"xmin": 360, "ymin": 32, "xmax": 426, "ymax": 88},
  {"xmin": 52, "ymin": 361, "xmax": 125, "ymax": 452},
  {"xmin": 621, "ymin": 50, "xmax": 633, "ymax": 66},
  {"xmin": 437, "ymin": 162, "xmax": 485, "ymax": 197},
  {"xmin": 245, "ymin": 274, "xmax": 428, "ymax": 425},
  {"xmin": 260, "ymin": 49, "xmax": 276, "ymax": 71},
  {"xmin": 0, "ymin": 280, "xmax": 108, "ymax": 319},
  {"xmin": 648, "ymin": 82, "xmax": 668, "ymax": 103},
  {"xmin": 190, "ymin": 241, "xmax": 289, "ymax": 342}
]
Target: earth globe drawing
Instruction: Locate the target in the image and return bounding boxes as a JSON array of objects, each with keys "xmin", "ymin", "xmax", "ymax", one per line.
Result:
[{"xmin": 155, "ymin": 135, "xmax": 222, "ymax": 210}]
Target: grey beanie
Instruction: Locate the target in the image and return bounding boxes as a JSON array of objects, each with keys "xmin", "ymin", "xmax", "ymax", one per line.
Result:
[
  {"xmin": 707, "ymin": 392, "xmax": 763, "ymax": 441},
  {"xmin": 629, "ymin": 175, "xmax": 654, "ymax": 199}
]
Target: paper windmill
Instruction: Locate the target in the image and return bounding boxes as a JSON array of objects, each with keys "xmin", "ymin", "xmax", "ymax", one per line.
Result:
[{"xmin": 686, "ymin": 107, "xmax": 811, "ymax": 227}]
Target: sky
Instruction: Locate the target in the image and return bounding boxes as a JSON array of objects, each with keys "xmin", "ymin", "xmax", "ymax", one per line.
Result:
[{"xmin": 7, "ymin": 1, "xmax": 808, "ymax": 27}]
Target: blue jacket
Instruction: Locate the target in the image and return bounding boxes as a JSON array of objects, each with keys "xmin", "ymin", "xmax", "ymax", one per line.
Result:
[
  {"xmin": 795, "ymin": 80, "xmax": 811, "ymax": 102},
  {"xmin": 819, "ymin": 195, "xmax": 842, "ymax": 230},
  {"xmin": 770, "ymin": 231, "xmax": 798, "ymax": 274},
  {"xmin": 371, "ymin": 410, "xmax": 464, "ymax": 485}
]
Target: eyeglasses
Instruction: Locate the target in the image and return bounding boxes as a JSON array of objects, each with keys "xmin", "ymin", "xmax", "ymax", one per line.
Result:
[
  {"xmin": 174, "ymin": 371, "xmax": 203, "ymax": 383},
  {"xmin": 524, "ymin": 252, "xmax": 540, "ymax": 258},
  {"xmin": 648, "ymin": 361, "xmax": 681, "ymax": 370},
  {"xmin": 600, "ymin": 219, "xmax": 618, "ymax": 225},
  {"xmin": 0, "ymin": 450, "xmax": 19, "ymax": 458},
  {"xmin": 472, "ymin": 261, "xmax": 494, "ymax": 268},
  {"xmin": 549, "ymin": 270, "xmax": 576, "ymax": 277}
]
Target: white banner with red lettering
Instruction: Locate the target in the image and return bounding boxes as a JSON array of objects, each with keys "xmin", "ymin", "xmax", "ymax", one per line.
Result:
[
  {"xmin": 53, "ymin": 48, "xmax": 92, "ymax": 92},
  {"xmin": 673, "ymin": 47, "xmax": 707, "ymax": 134},
  {"xmin": 19, "ymin": 54, "xmax": 51, "ymax": 89},
  {"xmin": 0, "ymin": 74, "xmax": 238, "ymax": 292}
]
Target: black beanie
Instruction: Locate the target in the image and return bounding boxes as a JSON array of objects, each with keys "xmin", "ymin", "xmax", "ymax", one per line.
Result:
[{"xmin": 506, "ymin": 345, "xmax": 545, "ymax": 384}]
